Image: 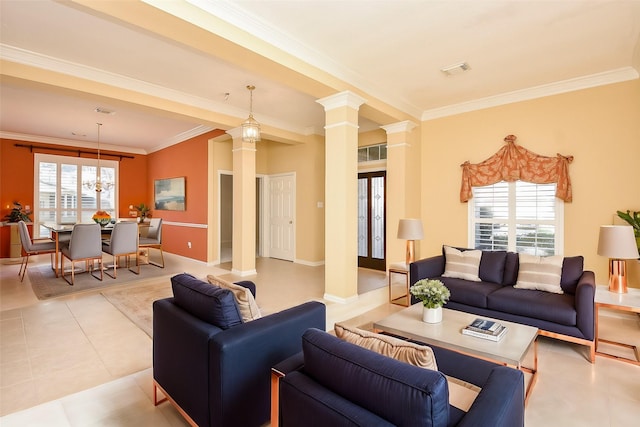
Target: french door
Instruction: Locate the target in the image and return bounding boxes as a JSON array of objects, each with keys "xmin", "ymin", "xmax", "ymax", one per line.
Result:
[{"xmin": 357, "ymin": 171, "xmax": 386, "ymax": 270}]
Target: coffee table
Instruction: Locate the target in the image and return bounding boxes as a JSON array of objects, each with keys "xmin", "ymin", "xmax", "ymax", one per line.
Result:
[{"xmin": 373, "ymin": 304, "xmax": 539, "ymax": 403}]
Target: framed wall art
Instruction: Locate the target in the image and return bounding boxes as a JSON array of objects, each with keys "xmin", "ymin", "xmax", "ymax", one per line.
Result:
[{"xmin": 154, "ymin": 177, "xmax": 186, "ymax": 211}]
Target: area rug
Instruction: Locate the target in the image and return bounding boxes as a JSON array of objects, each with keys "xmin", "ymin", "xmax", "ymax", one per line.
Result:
[
  {"xmin": 102, "ymin": 281, "xmax": 173, "ymax": 337},
  {"xmin": 28, "ymin": 261, "xmax": 181, "ymax": 300},
  {"xmin": 102, "ymin": 266, "xmax": 232, "ymax": 337}
]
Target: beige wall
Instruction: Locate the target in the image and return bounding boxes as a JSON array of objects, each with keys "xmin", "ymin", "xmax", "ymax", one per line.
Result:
[
  {"xmin": 263, "ymin": 137, "xmax": 326, "ymax": 264},
  {"xmin": 421, "ymin": 79, "xmax": 640, "ymax": 287}
]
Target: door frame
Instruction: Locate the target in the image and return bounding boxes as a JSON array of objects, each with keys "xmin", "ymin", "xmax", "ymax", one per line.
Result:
[{"xmin": 358, "ymin": 170, "xmax": 387, "ymax": 271}]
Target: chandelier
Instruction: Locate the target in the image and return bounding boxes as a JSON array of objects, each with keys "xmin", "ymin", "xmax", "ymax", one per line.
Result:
[
  {"xmin": 83, "ymin": 122, "xmax": 113, "ymax": 192},
  {"xmin": 242, "ymin": 85, "xmax": 261, "ymax": 143}
]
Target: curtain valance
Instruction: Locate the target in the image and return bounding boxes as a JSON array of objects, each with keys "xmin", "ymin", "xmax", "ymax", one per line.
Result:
[{"xmin": 460, "ymin": 135, "xmax": 574, "ymax": 203}]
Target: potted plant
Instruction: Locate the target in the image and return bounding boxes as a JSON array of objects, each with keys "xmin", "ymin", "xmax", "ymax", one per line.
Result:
[
  {"xmin": 617, "ymin": 210, "xmax": 640, "ymax": 250},
  {"xmin": 410, "ymin": 279, "xmax": 450, "ymax": 323},
  {"xmin": 3, "ymin": 201, "xmax": 31, "ymax": 223},
  {"xmin": 134, "ymin": 203, "xmax": 152, "ymax": 222}
]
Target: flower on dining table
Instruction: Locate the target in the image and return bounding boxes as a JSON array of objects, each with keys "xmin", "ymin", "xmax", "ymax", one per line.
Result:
[
  {"xmin": 92, "ymin": 210, "xmax": 111, "ymax": 226},
  {"xmin": 409, "ymin": 279, "xmax": 450, "ymax": 309}
]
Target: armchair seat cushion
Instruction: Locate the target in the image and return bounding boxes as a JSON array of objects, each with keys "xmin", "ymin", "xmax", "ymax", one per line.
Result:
[{"xmin": 171, "ymin": 273, "xmax": 242, "ymax": 329}]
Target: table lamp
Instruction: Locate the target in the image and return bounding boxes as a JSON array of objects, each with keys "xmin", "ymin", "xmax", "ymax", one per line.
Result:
[
  {"xmin": 597, "ymin": 225, "xmax": 639, "ymax": 293},
  {"xmin": 397, "ymin": 219, "xmax": 424, "ymax": 267}
]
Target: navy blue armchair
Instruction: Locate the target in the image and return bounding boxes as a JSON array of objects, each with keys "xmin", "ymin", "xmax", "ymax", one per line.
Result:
[
  {"xmin": 153, "ymin": 274, "xmax": 326, "ymax": 427},
  {"xmin": 274, "ymin": 329, "xmax": 524, "ymax": 427}
]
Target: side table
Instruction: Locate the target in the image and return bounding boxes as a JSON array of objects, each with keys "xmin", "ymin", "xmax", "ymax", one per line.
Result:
[
  {"xmin": 388, "ymin": 262, "xmax": 410, "ymax": 306},
  {"xmin": 595, "ymin": 285, "xmax": 640, "ymax": 366}
]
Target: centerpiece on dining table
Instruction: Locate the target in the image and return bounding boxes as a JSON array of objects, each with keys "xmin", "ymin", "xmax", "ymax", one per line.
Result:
[
  {"xmin": 409, "ymin": 279, "xmax": 450, "ymax": 323},
  {"xmin": 92, "ymin": 210, "xmax": 111, "ymax": 227}
]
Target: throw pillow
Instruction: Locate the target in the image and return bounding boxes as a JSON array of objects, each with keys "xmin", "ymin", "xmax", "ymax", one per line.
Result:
[
  {"xmin": 442, "ymin": 246, "xmax": 482, "ymax": 282},
  {"xmin": 334, "ymin": 324, "xmax": 480, "ymax": 412},
  {"xmin": 334, "ymin": 323, "xmax": 437, "ymax": 370},
  {"xmin": 514, "ymin": 254, "xmax": 564, "ymax": 294},
  {"xmin": 207, "ymin": 275, "xmax": 262, "ymax": 322},
  {"xmin": 171, "ymin": 273, "xmax": 242, "ymax": 329},
  {"xmin": 560, "ymin": 256, "xmax": 584, "ymax": 294}
]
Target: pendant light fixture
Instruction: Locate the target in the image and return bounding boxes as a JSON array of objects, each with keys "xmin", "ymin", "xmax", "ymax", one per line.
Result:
[
  {"xmin": 83, "ymin": 122, "xmax": 112, "ymax": 193},
  {"xmin": 95, "ymin": 122, "xmax": 103, "ymax": 192},
  {"xmin": 242, "ymin": 85, "xmax": 261, "ymax": 143}
]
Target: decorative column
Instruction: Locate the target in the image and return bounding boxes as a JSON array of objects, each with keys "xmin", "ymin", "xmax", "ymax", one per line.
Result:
[
  {"xmin": 316, "ymin": 91, "xmax": 366, "ymax": 303},
  {"xmin": 381, "ymin": 121, "xmax": 418, "ymax": 268},
  {"xmin": 226, "ymin": 127, "xmax": 257, "ymax": 276}
]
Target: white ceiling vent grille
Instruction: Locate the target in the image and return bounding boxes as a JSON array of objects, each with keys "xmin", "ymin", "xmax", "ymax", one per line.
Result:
[{"xmin": 440, "ymin": 62, "xmax": 471, "ymax": 77}]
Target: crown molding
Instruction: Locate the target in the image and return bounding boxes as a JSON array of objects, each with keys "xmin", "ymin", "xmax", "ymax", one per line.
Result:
[
  {"xmin": 422, "ymin": 67, "xmax": 639, "ymax": 121},
  {"xmin": 148, "ymin": 125, "xmax": 214, "ymax": 153},
  {"xmin": 0, "ymin": 131, "xmax": 148, "ymax": 155}
]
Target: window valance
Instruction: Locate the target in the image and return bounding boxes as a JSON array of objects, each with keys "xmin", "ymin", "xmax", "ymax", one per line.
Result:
[{"xmin": 460, "ymin": 135, "xmax": 574, "ymax": 203}]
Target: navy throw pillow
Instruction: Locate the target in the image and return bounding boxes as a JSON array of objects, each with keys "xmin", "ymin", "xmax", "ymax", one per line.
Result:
[
  {"xmin": 171, "ymin": 273, "xmax": 242, "ymax": 329},
  {"xmin": 560, "ymin": 256, "xmax": 584, "ymax": 294}
]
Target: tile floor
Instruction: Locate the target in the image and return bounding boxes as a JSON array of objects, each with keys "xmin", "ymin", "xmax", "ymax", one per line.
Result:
[{"xmin": 1, "ymin": 254, "xmax": 639, "ymax": 426}]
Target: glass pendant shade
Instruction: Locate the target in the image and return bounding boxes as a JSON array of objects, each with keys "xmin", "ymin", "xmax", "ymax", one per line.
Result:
[{"xmin": 242, "ymin": 85, "xmax": 261, "ymax": 143}]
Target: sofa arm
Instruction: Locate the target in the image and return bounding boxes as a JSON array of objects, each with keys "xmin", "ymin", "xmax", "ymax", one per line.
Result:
[
  {"xmin": 458, "ymin": 366, "xmax": 524, "ymax": 427},
  {"xmin": 209, "ymin": 301, "xmax": 326, "ymax": 427},
  {"xmin": 575, "ymin": 270, "xmax": 596, "ymax": 341},
  {"xmin": 409, "ymin": 255, "xmax": 445, "ymax": 304}
]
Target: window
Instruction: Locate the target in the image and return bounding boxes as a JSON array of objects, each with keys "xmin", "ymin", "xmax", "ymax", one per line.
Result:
[
  {"xmin": 35, "ymin": 153, "xmax": 118, "ymax": 238},
  {"xmin": 469, "ymin": 181, "xmax": 563, "ymax": 256},
  {"xmin": 358, "ymin": 144, "xmax": 387, "ymax": 162}
]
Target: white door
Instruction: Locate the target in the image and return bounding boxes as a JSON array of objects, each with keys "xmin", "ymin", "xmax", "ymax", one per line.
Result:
[{"xmin": 269, "ymin": 174, "xmax": 295, "ymax": 261}]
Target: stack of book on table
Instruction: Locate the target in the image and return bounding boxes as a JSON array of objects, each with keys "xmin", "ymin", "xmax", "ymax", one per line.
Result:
[{"xmin": 462, "ymin": 318, "xmax": 507, "ymax": 341}]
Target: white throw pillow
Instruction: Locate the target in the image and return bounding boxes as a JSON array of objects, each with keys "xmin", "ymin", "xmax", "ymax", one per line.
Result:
[
  {"xmin": 514, "ymin": 254, "xmax": 564, "ymax": 294},
  {"xmin": 442, "ymin": 246, "xmax": 482, "ymax": 282},
  {"xmin": 207, "ymin": 275, "xmax": 262, "ymax": 321}
]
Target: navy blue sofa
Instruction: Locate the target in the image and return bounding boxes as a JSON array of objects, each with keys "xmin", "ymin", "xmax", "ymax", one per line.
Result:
[
  {"xmin": 275, "ymin": 329, "xmax": 524, "ymax": 426},
  {"xmin": 410, "ymin": 248, "xmax": 596, "ymax": 361},
  {"xmin": 153, "ymin": 273, "xmax": 326, "ymax": 427}
]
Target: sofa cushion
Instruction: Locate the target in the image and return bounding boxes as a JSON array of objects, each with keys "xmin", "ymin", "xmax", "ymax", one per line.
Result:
[
  {"xmin": 487, "ymin": 286, "xmax": 577, "ymax": 326},
  {"xmin": 207, "ymin": 275, "xmax": 262, "ymax": 322},
  {"xmin": 334, "ymin": 323, "xmax": 437, "ymax": 370},
  {"xmin": 302, "ymin": 328, "xmax": 450, "ymax": 426},
  {"xmin": 171, "ymin": 273, "xmax": 242, "ymax": 329},
  {"xmin": 440, "ymin": 277, "xmax": 503, "ymax": 308},
  {"xmin": 442, "ymin": 246, "xmax": 482, "ymax": 281},
  {"xmin": 560, "ymin": 256, "xmax": 584, "ymax": 294},
  {"xmin": 514, "ymin": 254, "xmax": 564, "ymax": 294}
]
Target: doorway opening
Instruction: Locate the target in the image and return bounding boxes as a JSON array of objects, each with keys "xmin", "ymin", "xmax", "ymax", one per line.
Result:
[{"xmin": 357, "ymin": 171, "xmax": 386, "ymax": 271}]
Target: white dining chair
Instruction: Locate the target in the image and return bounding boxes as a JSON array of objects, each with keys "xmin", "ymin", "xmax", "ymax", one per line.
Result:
[
  {"xmin": 139, "ymin": 218, "xmax": 164, "ymax": 268},
  {"xmin": 61, "ymin": 223, "xmax": 103, "ymax": 285},
  {"xmin": 17, "ymin": 220, "xmax": 57, "ymax": 282},
  {"xmin": 102, "ymin": 221, "xmax": 139, "ymax": 278}
]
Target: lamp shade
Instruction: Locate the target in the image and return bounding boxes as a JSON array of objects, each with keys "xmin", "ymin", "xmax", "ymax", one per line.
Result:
[
  {"xmin": 597, "ymin": 225, "xmax": 639, "ymax": 259},
  {"xmin": 397, "ymin": 219, "xmax": 424, "ymax": 240}
]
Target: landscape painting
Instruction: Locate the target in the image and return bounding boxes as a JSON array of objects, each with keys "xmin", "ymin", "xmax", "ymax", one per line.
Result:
[{"xmin": 154, "ymin": 177, "xmax": 185, "ymax": 211}]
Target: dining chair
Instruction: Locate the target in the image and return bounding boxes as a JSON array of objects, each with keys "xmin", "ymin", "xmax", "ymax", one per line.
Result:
[
  {"xmin": 102, "ymin": 221, "xmax": 140, "ymax": 279},
  {"xmin": 61, "ymin": 223, "xmax": 103, "ymax": 285},
  {"xmin": 139, "ymin": 218, "xmax": 164, "ymax": 268},
  {"xmin": 17, "ymin": 220, "xmax": 57, "ymax": 282}
]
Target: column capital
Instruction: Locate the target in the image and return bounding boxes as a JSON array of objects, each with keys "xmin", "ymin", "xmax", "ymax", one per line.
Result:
[
  {"xmin": 316, "ymin": 91, "xmax": 366, "ymax": 112},
  {"xmin": 381, "ymin": 120, "xmax": 418, "ymax": 135}
]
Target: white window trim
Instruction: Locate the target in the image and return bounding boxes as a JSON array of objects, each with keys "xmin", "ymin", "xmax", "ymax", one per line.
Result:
[
  {"xmin": 34, "ymin": 153, "xmax": 119, "ymax": 237},
  {"xmin": 467, "ymin": 181, "xmax": 564, "ymax": 255}
]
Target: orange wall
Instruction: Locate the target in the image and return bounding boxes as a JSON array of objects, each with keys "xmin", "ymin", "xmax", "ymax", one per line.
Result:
[
  {"xmin": 0, "ymin": 138, "xmax": 148, "ymax": 257},
  {"xmin": 147, "ymin": 130, "xmax": 225, "ymax": 262}
]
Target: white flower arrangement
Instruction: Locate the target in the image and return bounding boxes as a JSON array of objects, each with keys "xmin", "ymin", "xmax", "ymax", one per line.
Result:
[{"xmin": 410, "ymin": 279, "xmax": 450, "ymax": 309}]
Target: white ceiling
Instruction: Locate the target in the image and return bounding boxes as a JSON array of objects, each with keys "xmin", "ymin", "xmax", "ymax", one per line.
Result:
[{"xmin": 1, "ymin": 0, "xmax": 639, "ymax": 153}]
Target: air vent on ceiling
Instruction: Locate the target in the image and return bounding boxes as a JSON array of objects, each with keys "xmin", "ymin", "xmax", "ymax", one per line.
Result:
[
  {"xmin": 440, "ymin": 62, "xmax": 471, "ymax": 77},
  {"xmin": 94, "ymin": 107, "xmax": 115, "ymax": 115}
]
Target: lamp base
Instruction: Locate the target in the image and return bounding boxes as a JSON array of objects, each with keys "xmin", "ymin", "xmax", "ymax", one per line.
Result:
[
  {"xmin": 405, "ymin": 240, "xmax": 416, "ymax": 267},
  {"xmin": 608, "ymin": 259, "xmax": 628, "ymax": 294}
]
